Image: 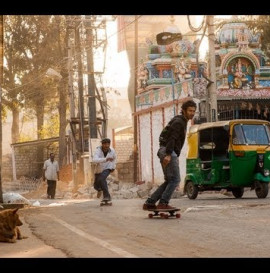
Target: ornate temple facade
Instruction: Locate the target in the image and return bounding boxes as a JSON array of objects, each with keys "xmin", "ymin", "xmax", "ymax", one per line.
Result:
[{"xmin": 198, "ymin": 21, "xmax": 270, "ymax": 121}]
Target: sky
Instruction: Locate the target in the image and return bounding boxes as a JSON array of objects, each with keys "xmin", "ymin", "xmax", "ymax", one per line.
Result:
[{"xmin": 102, "ymin": 21, "xmax": 130, "ymax": 95}]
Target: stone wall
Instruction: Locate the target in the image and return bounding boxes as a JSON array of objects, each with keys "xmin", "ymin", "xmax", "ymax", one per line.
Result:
[
  {"xmin": 3, "ymin": 138, "xmax": 136, "ymax": 185},
  {"xmin": 14, "ymin": 144, "xmax": 59, "ymax": 179},
  {"xmin": 114, "ymin": 138, "xmax": 133, "ymax": 162},
  {"xmin": 2, "ymin": 140, "xmax": 60, "ymax": 182},
  {"xmin": 116, "ymin": 160, "xmax": 135, "ymax": 183},
  {"xmin": 114, "ymin": 138, "xmax": 135, "ymax": 183}
]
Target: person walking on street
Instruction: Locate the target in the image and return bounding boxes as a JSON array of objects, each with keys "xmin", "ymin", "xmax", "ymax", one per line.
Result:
[
  {"xmin": 93, "ymin": 138, "xmax": 117, "ymax": 202},
  {"xmin": 143, "ymin": 100, "xmax": 197, "ymax": 210},
  {"xmin": 43, "ymin": 152, "xmax": 60, "ymax": 199}
]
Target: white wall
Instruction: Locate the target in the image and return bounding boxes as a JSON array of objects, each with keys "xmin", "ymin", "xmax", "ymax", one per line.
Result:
[
  {"xmin": 139, "ymin": 114, "xmax": 152, "ymax": 182},
  {"xmin": 138, "ymin": 104, "xmax": 191, "ymax": 187}
]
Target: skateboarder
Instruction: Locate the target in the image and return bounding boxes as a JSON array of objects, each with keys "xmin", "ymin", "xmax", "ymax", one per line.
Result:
[
  {"xmin": 92, "ymin": 138, "xmax": 117, "ymax": 203},
  {"xmin": 143, "ymin": 100, "xmax": 197, "ymax": 210}
]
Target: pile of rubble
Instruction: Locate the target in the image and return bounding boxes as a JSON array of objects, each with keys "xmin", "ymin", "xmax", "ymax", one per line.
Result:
[
  {"xmin": 65, "ymin": 175, "xmax": 183, "ymax": 200},
  {"xmin": 18, "ymin": 175, "xmax": 182, "ymax": 201},
  {"xmin": 3, "ymin": 173, "xmax": 183, "ymax": 203}
]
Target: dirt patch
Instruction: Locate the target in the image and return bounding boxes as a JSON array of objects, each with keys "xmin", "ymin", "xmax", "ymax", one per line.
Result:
[
  {"xmin": 20, "ymin": 164, "xmax": 72, "ymax": 200},
  {"xmin": 21, "ymin": 180, "xmax": 71, "ymax": 200},
  {"xmin": 59, "ymin": 164, "xmax": 72, "ymax": 182}
]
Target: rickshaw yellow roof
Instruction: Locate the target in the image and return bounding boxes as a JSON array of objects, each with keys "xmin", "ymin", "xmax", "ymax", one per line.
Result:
[{"xmin": 189, "ymin": 119, "xmax": 270, "ymax": 134}]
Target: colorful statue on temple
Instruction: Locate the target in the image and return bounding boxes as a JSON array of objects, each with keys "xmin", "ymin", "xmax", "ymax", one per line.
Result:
[
  {"xmin": 174, "ymin": 58, "xmax": 192, "ymax": 82},
  {"xmin": 137, "ymin": 60, "xmax": 149, "ymax": 89},
  {"xmin": 228, "ymin": 58, "xmax": 255, "ymax": 89}
]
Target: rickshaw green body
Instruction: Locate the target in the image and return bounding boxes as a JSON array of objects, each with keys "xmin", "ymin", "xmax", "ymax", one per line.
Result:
[{"xmin": 185, "ymin": 119, "xmax": 270, "ymax": 199}]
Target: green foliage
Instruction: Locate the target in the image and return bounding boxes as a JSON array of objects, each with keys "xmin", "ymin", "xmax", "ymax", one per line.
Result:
[
  {"xmin": 3, "ymin": 15, "xmax": 68, "ymax": 142},
  {"xmin": 18, "ymin": 114, "xmax": 60, "ymax": 142},
  {"xmin": 18, "ymin": 134, "xmax": 33, "ymax": 143},
  {"xmin": 1, "ymin": 105, "xmax": 7, "ymax": 123},
  {"xmin": 38, "ymin": 115, "xmax": 60, "ymax": 139},
  {"xmin": 245, "ymin": 15, "xmax": 270, "ymax": 59}
]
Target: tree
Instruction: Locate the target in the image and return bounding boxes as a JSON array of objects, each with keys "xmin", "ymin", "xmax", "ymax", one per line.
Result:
[
  {"xmin": 3, "ymin": 15, "xmax": 69, "ymax": 171},
  {"xmin": 245, "ymin": 15, "xmax": 270, "ymax": 59}
]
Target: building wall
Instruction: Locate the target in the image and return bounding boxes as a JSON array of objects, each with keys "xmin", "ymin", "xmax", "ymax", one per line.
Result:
[
  {"xmin": 2, "ymin": 140, "xmax": 60, "ymax": 182},
  {"xmin": 139, "ymin": 114, "xmax": 152, "ymax": 182},
  {"xmin": 117, "ymin": 161, "xmax": 134, "ymax": 183},
  {"xmin": 114, "ymin": 139, "xmax": 133, "ymax": 162},
  {"xmin": 14, "ymin": 143, "xmax": 59, "ymax": 179},
  {"xmin": 152, "ymin": 110, "xmax": 164, "ymax": 184},
  {"xmin": 138, "ymin": 103, "xmax": 190, "ymax": 187}
]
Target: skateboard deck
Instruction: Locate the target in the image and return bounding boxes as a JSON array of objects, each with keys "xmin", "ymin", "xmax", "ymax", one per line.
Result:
[
  {"xmin": 147, "ymin": 208, "xmax": 181, "ymax": 219},
  {"xmin": 100, "ymin": 200, "xmax": 112, "ymax": 206}
]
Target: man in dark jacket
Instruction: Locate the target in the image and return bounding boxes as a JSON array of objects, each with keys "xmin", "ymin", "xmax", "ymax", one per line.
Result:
[{"xmin": 143, "ymin": 100, "xmax": 197, "ymax": 210}]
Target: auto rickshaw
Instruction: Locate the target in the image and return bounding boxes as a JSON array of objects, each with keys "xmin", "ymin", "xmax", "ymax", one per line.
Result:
[{"xmin": 184, "ymin": 119, "xmax": 270, "ymax": 199}]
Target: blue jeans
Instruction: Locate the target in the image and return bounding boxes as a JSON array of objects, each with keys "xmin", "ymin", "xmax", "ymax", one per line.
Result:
[
  {"xmin": 149, "ymin": 146, "xmax": 180, "ymax": 204},
  {"xmin": 94, "ymin": 169, "xmax": 111, "ymax": 200}
]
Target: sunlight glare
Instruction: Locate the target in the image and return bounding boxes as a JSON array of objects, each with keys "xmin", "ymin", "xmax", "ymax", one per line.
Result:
[{"xmin": 103, "ymin": 21, "xmax": 130, "ymax": 90}]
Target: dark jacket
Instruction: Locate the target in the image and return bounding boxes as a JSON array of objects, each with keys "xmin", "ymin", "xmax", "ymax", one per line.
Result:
[{"xmin": 159, "ymin": 115, "xmax": 188, "ymax": 157}]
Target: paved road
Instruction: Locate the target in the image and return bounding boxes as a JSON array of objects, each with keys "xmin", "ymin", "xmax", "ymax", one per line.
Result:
[{"xmin": 1, "ymin": 191, "xmax": 270, "ymax": 258}]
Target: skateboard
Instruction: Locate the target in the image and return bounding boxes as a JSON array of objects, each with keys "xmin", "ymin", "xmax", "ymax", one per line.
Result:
[
  {"xmin": 147, "ymin": 208, "xmax": 181, "ymax": 219},
  {"xmin": 100, "ymin": 200, "xmax": 112, "ymax": 206}
]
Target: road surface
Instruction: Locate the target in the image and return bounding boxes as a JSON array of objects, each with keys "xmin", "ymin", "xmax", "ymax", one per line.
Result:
[{"xmin": 1, "ymin": 191, "xmax": 270, "ymax": 258}]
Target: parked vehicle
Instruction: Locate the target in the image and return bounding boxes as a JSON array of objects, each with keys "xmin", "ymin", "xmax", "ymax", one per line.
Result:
[{"xmin": 184, "ymin": 119, "xmax": 270, "ymax": 199}]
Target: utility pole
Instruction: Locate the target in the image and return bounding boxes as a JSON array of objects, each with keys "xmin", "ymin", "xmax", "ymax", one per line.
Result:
[
  {"xmin": 101, "ymin": 87, "xmax": 108, "ymax": 137},
  {"xmin": 66, "ymin": 17, "xmax": 77, "ymax": 189},
  {"xmin": 0, "ymin": 15, "xmax": 3, "ymax": 203},
  {"xmin": 133, "ymin": 15, "xmax": 138, "ymax": 183},
  {"xmin": 67, "ymin": 22, "xmax": 75, "ymax": 119},
  {"xmin": 86, "ymin": 15, "xmax": 97, "ymax": 139},
  {"xmin": 75, "ymin": 20, "xmax": 85, "ymax": 153},
  {"xmin": 207, "ymin": 15, "xmax": 218, "ymax": 121}
]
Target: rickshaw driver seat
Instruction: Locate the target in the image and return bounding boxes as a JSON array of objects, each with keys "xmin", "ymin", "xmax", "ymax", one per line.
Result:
[
  {"xmin": 199, "ymin": 126, "xmax": 229, "ymax": 170},
  {"xmin": 213, "ymin": 127, "xmax": 230, "ymax": 160},
  {"xmin": 199, "ymin": 147, "xmax": 212, "ymax": 170}
]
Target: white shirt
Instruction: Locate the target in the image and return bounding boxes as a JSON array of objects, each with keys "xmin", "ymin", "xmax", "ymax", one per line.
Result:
[
  {"xmin": 92, "ymin": 146, "xmax": 117, "ymax": 174},
  {"xmin": 43, "ymin": 159, "xmax": 59, "ymax": 180}
]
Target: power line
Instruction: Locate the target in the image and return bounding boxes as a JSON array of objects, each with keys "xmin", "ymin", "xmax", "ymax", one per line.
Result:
[{"xmin": 3, "ymin": 15, "xmax": 142, "ymax": 95}]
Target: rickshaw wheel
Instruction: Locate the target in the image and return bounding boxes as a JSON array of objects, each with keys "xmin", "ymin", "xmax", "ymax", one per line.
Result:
[
  {"xmin": 232, "ymin": 187, "xmax": 244, "ymax": 198},
  {"xmin": 255, "ymin": 181, "xmax": 269, "ymax": 199},
  {"xmin": 186, "ymin": 181, "xmax": 199, "ymax": 200}
]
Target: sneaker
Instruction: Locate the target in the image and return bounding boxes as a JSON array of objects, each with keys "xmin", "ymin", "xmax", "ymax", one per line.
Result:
[
  {"xmin": 97, "ymin": 191, "xmax": 102, "ymax": 198},
  {"xmin": 156, "ymin": 203, "xmax": 176, "ymax": 210},
  {"xmin": 143, "ymin": 203, "xmax": 157, "ymax": 210}
]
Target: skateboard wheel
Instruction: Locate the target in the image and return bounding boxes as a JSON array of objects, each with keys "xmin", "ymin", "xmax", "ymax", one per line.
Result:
[
  {"xmin": 148, "ymin": 213, "xmax": 153, "ymax": 218},
  {"xmin": 164, "ymin": 214, "xmax": 169, "ymax": 219},
  {"xmin": 160, "ymin": 213, "xmax": 165, "ymax": 217},
  {"xmin": 100, "ymin": 201, "xmax": 112, "ymax": 206},
  {"xmin": 176, "ymin": 213, "xmax": 181, "ymax": 218}
]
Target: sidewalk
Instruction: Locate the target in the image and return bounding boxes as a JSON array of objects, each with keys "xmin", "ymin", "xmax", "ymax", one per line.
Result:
[{"xmin": 0, "ymin": 198, "xmax": 91, "ymax": 258}]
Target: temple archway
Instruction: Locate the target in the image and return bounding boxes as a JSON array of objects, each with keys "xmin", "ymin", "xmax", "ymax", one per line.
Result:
[{"xmin": 221, "ymin": 53, "xmax": 260, "ymax": 89}]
